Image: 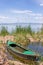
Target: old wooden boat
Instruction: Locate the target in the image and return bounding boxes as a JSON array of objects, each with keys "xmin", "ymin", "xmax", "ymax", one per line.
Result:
[{"xmin": 6, "ymin": 40, "xmax": 40, "ymax": 61}]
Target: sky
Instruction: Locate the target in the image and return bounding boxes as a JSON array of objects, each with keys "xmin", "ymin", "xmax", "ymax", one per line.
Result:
[{"xmin": 0, "ymin": 0, "xmax": 43, "ymax": 24}]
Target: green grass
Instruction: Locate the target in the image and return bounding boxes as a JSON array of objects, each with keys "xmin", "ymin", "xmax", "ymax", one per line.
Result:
[
  {"xmin": 40, "ymin": 56, "xmax": 43, "ymax": 61},
  {"xmin": 0, "ymin": 25, "xmax": 43, "ymax": 46}
]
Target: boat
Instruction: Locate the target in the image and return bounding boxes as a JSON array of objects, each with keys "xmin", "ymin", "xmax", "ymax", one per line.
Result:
[{"xmin": 6, "ymin": 40, "xmax": 40, "ymax": 61}]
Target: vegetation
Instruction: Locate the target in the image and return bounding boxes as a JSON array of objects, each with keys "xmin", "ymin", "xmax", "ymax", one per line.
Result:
[
  {"xmin": 0, "ymin": 26, "xmax": 9, "ymax": 36},
  {"xmin": 0, "ymin": 25, "xmax": 43, "ymax": 46},
  {"xmin": 0, "ymin": 25, "xmax": 43, "ymax": 37},
  {"xmin": 15, "ymin": 25, "xmax": 33, "ymax": 35},
  {"xmin": 11, "ymin": 25, "xmax": 34, "ymax": 46},
  {"xmin": 0, "ymin": 25, "xmax": 43, "ymax": 64},
  {"xmin": 40, "ymin": 24, "xmax": 43, "ymax": 35}
]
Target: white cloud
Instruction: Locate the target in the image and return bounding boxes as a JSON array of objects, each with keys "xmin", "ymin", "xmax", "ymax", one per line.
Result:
[
  {"xmin": 11, "ymin": 10, "xmax": 32, "ymax": 14},
  {"xmin": 40, "ymin": 4, "xmax": 43, "ymax": 6},
  {"xmin": 28, "ymin": 13, "xmax": 42, "ymax": 16},
  {"xmin": 34, "ymin": 0, "xmax": 43, "ymax": 6},
  {"xmin": 0, "ymin": 15, "xmax": 18, "ymax": 23},
  {"xmin": 0, "ymin": 16, "xmax": 8, "ymax": 19},
  {"xmin": 11, "ymin": 10, "xmax": 42, "ymax": 17},
  {"xmin": 0, "ymin": 10, "xmax": 43, "ymax": 24}
]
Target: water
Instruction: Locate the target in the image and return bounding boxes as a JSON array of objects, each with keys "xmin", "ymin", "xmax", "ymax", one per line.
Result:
[
  {"xmin": 27, "ymin": 42, "xmax": 43, "ymax": 56},
  {"xmin": 0, "ymin": 23, "xmax": 42, "ymax": 32}
]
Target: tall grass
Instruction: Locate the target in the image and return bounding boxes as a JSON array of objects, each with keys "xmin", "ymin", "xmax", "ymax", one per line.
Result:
[
  {"xmin": 15, "ymin": 25, "xmax": 33, "ymax": 34},
  {"xmin": 11, "ymin": 25, "xmax": 35, "ymax": 46},
  {"xmin": 0, "ymin": 25, "xmax": 43, "ymax": 46},
  {"xmin": 0, "ymin": 26, "xmax": 9, "ymax": 36}
]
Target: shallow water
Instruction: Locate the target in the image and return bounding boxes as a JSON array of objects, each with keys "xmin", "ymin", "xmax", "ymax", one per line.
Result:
[{"xmin": 27, "ymin": 42, "xmax": 43, "ymax": 56}]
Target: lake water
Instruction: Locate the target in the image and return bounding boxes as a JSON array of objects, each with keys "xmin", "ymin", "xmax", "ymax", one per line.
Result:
[
  {"xmin": 0, "ymin": 23, "xmax": 42, "ymax": 32},
  {"xmin": 27, "ymin": 42, "xmax": 43, "ymax": 56}
]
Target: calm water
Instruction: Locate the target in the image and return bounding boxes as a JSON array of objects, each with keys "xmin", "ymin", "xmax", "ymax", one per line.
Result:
[
  {"xmin": 0, "ymin": 23, "xmax": 42, "ymax": 32},
  {"xmin": 27, "ymin": 42, "xmax": 43, "ymax": 56}
]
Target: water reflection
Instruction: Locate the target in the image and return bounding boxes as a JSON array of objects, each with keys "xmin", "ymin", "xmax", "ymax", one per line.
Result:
[{"xmin": 28, "ymin": 42, "xmax": 43, "ymax": 56}]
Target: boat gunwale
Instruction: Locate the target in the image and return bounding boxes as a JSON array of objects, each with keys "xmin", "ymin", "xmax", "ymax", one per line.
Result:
[
  {"xmin": 6, "ymin": 40, "xmax": 40, "ymax": 57},
  {"xmin": 7, "ymin": 44, "xmax": 40, "ymax": 57}
]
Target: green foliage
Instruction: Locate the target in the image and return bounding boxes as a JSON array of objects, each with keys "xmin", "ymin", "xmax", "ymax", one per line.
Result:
[
  {"xmin": 40, "ymin": 25, "xmax": 43, "ymax": 35},
  {"xmin": 0, "ymin": 26, "xmax": 9, "ymax": 36},
  {"xmin": 16, "ymin": 26, "xmax": 22, "ymax": 33},
  {"xmin": 26, "ymin": 25, "xmax": 32, "ymax": 34},
  {"xmin": 14, "ymin": 25, "xmax": 33, "ymax": 35},
  {"xmin": 11, "ymin": 25, "xmax": 35, "ymax": 46},
  {"xmin": 40, "ymin": 56, "xmax": 43, "ymax": 61}
]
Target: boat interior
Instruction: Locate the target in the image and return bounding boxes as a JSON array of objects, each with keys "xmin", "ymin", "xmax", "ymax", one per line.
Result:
[{"xmin": 9, "ymin": 43, "xmax": 26, "ymax": 53}]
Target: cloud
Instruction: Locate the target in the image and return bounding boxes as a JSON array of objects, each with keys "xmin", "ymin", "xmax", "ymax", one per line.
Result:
[
  {"xmin": 34, "ymin": 0, "xmax": 43, "ymax": 6},
  {"xmin": 28, "ymin": 13, "xmax": 42, "ymax": 16},
  {"xmin": 11, "ymin": 10, "xmax": 32, "ymax": 14},
  {"xmin": 0, "ymin": 15, "xmax": 18, "ymax": 23},
  {"xmin": 0, "ymin": 16, "xmax": 8, "ymax": 19},
  {"xmin": 40, "ymin": 4, "xmax": 43, "ymax": 6},
  {"xmin": 11, "ymin": 9, "xmax": 42, "ymax": 17},
  {"xmin": 0, "ymin": 10, "xmax": 43, "ymax": 24}
]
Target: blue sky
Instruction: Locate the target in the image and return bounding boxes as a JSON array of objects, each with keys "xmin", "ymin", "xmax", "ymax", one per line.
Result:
[{"xmin": 0, "ymin": 0, "xmax": 43, "ymax": 24}]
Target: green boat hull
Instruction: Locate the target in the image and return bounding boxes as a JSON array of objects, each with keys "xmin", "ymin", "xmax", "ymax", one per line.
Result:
[{"xmin": 6, "ymin": 40, "xmax": 40, "ymax": 61}]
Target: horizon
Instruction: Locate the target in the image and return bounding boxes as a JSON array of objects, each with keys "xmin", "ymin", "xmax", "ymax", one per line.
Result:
[{"xmin": 0, "ymin": 23, "xmax": 42, "ymax": 32}]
